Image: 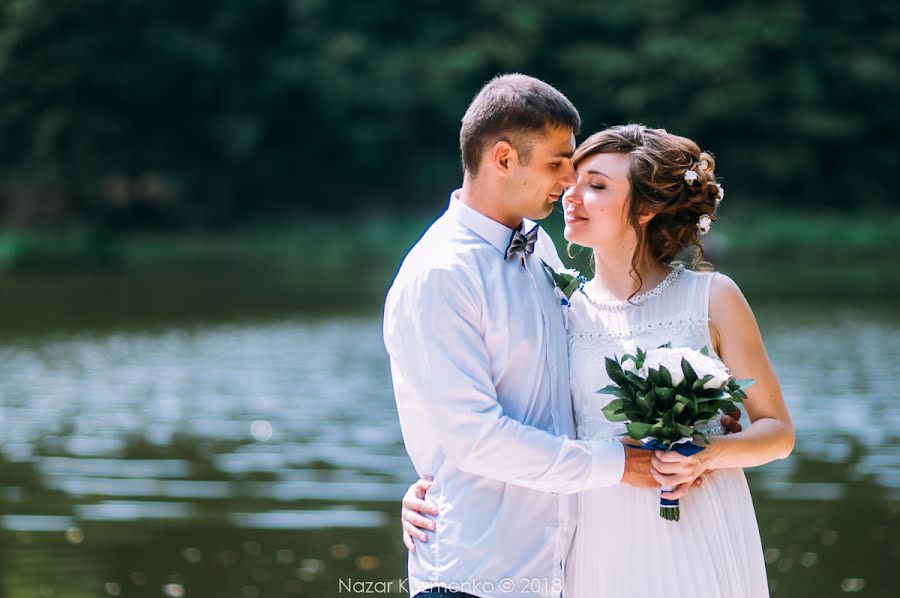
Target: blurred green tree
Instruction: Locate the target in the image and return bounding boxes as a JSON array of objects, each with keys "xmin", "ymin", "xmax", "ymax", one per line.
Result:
[{"xmin": 0, "ymin": 0, "xmax": 897, "ymax": 228}]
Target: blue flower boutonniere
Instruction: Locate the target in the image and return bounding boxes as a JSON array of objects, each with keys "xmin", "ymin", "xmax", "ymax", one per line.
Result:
[
  {"xmin": 540, "ymin": 259, "xmax": 585, "ymax": 329},
  {"xmin": 539, "ymin": 259, "xmax": 586, "ymax": 306}
]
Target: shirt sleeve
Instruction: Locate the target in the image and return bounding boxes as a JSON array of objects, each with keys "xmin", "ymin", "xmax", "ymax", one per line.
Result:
[{"xmin": 384, "ymin": 265, "xmax": 624, "ymax": 494}]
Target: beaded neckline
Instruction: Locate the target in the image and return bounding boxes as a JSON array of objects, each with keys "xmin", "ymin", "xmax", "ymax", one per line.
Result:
[{"xmin": 579, "ymin": 264, "xmax": 686, "ymax": 311}]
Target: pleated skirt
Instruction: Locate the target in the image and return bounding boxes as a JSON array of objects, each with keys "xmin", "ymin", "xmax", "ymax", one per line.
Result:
[{"xmin": 565, "ymin": 468, "xmax": 769, "ymax": 598}]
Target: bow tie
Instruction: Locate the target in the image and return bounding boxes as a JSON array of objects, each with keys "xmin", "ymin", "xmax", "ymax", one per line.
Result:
[{"xmin": 505, "ymin": 224, "xmax": 539, "ymax": 261}]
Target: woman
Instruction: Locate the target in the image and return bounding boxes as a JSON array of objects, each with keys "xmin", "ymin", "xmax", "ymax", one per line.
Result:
[{"xmin": 401, "ymin": 124, "xmax": 794, "ymax": 597}]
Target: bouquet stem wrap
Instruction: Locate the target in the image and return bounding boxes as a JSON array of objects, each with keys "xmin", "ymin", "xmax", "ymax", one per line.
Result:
[{"xmin": 634, "ymin": 437, "xmax": 705, "ymax": 522}]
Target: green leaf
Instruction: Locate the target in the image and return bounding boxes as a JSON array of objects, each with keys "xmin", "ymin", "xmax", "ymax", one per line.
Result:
[
  {"xmin": 539, "ymin": 259, "xmax": 556, "ymax": 279},
  {"xmin": 624, "ymin": 372, "xmax": 649, "ymax": 392},
  {"xmin": 614, "ymin": 388, "xmax": 634, "ymax": 401},
  {"xmin": 626, "ymin": 422, "xmax": 654, "ymax": 439},
  {"xmin": 656, "ymin": 387, "xmax": 674, "ymax": 401},
  {"xmin": 658, "ymin": 366, "xmax": 674, "ymax": 388},
  {"xmin": 635, "ymin": 347, "xmax": 646, "ymax": 368},
  {"xmin": 601, "ymin": 399, "xmax": 629, "ymax": 422},
  {"xmin": 676, "ymin": 423, "xmax": 694, "ymax": 438},
  {"xmin": 717, "ymin": 400, "xmax": 740, "ymax": 413},
  {"xmin": 636, "ymin": 394, "xmax": 652, "ymax": 415},
  {"xmin": 621, "ymin": 353, "xmax": 640, "ymax": 369},
  {"xmin": 699, "ymin": 346, "xmax": 710, "ymax": 357},
  {"xmin": 734, "ymin": 378, "xmax": 756, "ymax": 390},
  {"xmin": 605, "ymin": 357, "xmax": 628, "ymax": 386},
  {"xmin": 596, "ymin": 384, "xmax": 620, "ymax": 395},
  {"xmin": 680, "ymin": 358, "xmax": 698, "ymax": 386},
  {"xmin": 692, "ymin": 374, "xmax": 715, "ymax": 392}
]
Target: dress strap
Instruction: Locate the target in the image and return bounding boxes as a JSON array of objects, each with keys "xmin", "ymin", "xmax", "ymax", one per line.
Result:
[
  {"xmin": 681, "ymin": 270, "xmax": 718, "ymax": 322},
  {"xmin": 700, "ymin": 271, "xmax": 718, "ymax": 321}
]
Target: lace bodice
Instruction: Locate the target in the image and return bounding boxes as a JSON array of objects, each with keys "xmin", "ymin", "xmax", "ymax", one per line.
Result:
[{"xmin": 568, "ymin": 268, "xmax": 725, "ymax": 441}]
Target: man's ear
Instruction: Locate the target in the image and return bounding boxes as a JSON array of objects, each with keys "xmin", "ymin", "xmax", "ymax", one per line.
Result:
[{"xmin": 489, "ymin": 140, "xmax": 517, "ymax": 176}]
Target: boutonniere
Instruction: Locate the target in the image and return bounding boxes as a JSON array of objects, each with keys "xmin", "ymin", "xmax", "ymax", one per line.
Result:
[{"xmin": 540, "ymin": 259, "xmax": 585, "ymax": 303}]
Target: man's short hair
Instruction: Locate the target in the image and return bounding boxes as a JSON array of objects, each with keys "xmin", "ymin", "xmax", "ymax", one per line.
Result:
[{"xmin": 460, "ymin": 74, "xmax": 581, "ymax": 175}]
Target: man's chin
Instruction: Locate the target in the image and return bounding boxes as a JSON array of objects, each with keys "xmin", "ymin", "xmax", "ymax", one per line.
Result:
[{"xmin": 527, "ymin": 203, "xmax": 555, "ymax": 221}]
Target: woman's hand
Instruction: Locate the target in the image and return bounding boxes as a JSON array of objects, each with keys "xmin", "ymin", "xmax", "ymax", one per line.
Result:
[
  {"xmin": 401, "ymin": 478, "xmax": 438, "ymax": 552},
  {"xmin": 651, "ymin": 447, "xmax": 715, "ymax": 500}
]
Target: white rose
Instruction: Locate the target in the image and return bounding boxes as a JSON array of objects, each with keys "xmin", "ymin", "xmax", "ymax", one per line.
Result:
[
  {"xmin": 685, "ymin": 351, "xmax": 730, "ymax": 389},
  {"xmin": 644, "ymin": 347, "xmax": 689, "ymax": 386},
  {"xmin": 642, "ymin": 347, "xmax": 729, "ymax": 389}
]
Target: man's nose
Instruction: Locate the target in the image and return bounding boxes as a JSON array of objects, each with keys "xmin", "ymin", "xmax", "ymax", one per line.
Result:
[{"xmin": 559, "ymin": 163, "xmax": 577, "ymax": 187}]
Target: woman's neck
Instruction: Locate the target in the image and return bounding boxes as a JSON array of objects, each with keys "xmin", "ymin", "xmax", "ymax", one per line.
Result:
[{"xmin": 587, "ymin": 243, "xmax": 671, "ymax": 302}]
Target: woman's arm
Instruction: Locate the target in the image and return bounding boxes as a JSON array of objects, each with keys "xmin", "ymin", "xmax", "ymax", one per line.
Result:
[
  {"xmin": 652, "ymin": 273, "xmax": 794, "ymax": 497},
  {"xmin": 400, "ymin": 479, "xmax": 437, "ymax": 552}
]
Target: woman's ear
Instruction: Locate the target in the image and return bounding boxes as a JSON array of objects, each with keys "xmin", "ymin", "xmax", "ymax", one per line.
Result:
[{"xmin": 637, "ymin": 209, "xmax": 657, "ymax": 226}]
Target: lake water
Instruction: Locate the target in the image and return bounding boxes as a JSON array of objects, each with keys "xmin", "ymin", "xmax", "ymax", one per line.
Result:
[{"xmin": 0, "ymin": 289, "xmax": 897, "ymax": 597}]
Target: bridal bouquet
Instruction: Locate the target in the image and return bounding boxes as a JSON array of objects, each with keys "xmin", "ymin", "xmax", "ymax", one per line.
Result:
[{"xmin": 599, "ymin": 345, "xmax": 753, "ymax": 521}]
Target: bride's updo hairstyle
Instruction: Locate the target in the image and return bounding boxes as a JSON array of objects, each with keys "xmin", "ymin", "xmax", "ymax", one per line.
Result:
[{"xmin": 572, "ymin": 124, "xmax": 721, "ymax": 275}]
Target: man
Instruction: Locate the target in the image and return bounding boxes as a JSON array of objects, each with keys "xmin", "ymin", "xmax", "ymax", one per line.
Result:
[{"xmin": 383, "ymin": 74, "xmax": 734, "ymax": 598}]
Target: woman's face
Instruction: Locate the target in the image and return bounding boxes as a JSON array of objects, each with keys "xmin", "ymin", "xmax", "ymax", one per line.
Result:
[{"xmin": 562, "ymin": 152, "xmax": 634, "ymax": 249}]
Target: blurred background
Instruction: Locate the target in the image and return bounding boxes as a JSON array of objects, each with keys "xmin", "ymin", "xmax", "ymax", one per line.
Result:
[{"xmin": 0, "ymin": 0, "xmax": 898, "ymax": 596}]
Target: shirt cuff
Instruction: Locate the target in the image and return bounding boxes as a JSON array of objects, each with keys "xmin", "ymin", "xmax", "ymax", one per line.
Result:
[{"xmin": 588, "ymin": 439, "xmax": 626, "ymax": 487}]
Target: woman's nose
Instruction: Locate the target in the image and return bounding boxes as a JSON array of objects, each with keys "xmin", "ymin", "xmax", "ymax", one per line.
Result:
[{"xmin": 563, "ymin": 186, "xmax": 582, "ymax": 204}]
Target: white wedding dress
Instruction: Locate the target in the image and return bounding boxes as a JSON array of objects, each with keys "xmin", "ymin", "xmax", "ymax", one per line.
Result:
[{"xmin": 564, "ymin": 266, "xmax": 769, "ymax": 598}]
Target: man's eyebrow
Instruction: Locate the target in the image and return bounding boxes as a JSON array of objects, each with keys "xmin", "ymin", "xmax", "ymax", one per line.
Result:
[{"xmin": 553, "ymin": 150, "xmax": 574, "ymax": 158}]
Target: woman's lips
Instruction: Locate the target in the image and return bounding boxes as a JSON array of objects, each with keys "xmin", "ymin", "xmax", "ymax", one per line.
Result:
[{"xmin": 565, "ymin": 213, "xmax": 588, "ymax": 224}]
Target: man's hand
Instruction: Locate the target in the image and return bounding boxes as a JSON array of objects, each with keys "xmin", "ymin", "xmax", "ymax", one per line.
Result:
[
  {"xmin": 722, "ymin": 407, "xmax": 743, "ymax": 434},
  {"xmin": 620, "ymin": 440, "xmax": 706, "ymax": 493},
  {"xmin": 620, "ymin": 444, "xmax": 658, "ymax": 488}
]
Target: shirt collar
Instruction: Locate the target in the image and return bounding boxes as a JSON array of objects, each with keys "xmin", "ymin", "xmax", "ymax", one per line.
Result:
[{"xmin": 447, "ymin": 189, "xmax": 538, "ymax": 256}]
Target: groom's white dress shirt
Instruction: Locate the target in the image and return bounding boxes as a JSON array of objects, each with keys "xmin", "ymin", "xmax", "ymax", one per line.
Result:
[{"xmin": 383, "ymin": 192, "xmax": 625, "ymax": 598}]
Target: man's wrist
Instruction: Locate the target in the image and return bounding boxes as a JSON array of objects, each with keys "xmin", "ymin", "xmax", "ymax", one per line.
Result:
[{"xmin": 589, "ymin": 439, "xmax": 625, "ymax": 487}]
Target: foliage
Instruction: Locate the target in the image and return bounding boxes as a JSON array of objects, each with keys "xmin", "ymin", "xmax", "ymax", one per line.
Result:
[{"xmin": 0, "ymin": 0, "xmax": 898, "ymax": 227}]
